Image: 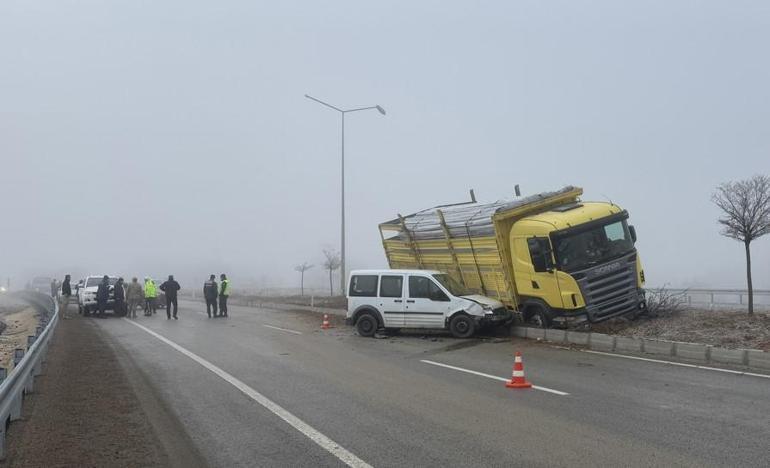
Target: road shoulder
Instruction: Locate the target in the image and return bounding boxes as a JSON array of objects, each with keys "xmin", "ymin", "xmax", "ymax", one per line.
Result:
[{"xmin": 2, "ymin": 310, "xmax": 206, "ymax": 467}]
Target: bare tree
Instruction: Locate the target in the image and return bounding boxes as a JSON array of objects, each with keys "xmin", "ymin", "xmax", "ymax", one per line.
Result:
[
  {"xmin": 712, "ymin": 175, "xmax": 770, "ymax": 315},
  {"xmin": 322, "ymin": 249, "xmax": 341, "ymax": 296},
  {"xmin": 293, "ymin": 262, "xmax": 314, "ymax": 296}
]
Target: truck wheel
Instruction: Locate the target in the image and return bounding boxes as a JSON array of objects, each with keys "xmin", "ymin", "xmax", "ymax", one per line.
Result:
[
  {"xmin": 356, "ymin": 313, "xmax": 378, "ymax": 337},
  {"xmin": 529, "ymin": 306, "xmax": 552, "ymax": 329},
  {"xmin": 449, "ymin": 314, "xmax": 476, "ymax": 338}
]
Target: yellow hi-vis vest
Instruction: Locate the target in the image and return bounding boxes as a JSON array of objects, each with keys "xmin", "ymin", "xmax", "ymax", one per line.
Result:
[
  {"xmin": 220, "ymin": 279, "xmax": 230, "ymax": 297},
  {"xmin": 145, "ymin": 280, "xmax": 157, "ymax": 298}
]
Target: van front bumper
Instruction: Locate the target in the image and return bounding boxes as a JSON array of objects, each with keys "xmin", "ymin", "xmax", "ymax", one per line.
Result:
[{"xmin": 479, "ymin": 307, "xmax": 513, "ymax": 325}]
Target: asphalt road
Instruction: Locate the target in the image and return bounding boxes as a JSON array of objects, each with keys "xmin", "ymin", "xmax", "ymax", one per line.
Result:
[{"xmin": 92, "ymin": 300, "xmax": 770, "ymax": 467}]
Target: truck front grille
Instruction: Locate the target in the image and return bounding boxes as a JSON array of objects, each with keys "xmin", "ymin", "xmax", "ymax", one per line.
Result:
[{"xmin": 575, "ymin": 253, "xmax": 639, "ymax": 321}]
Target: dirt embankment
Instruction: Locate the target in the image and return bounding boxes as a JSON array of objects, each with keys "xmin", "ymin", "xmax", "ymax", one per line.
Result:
[
  {"xmin": 2, "ymin": 311, "xmax": 206, "ymax": 468},
  {"xmin": 0, "ymin": 296, "xmax": 40, "ymax": 370},
  {"xmin": 590, "ymin": 309, "xmax": 770, "ymax": 351}
]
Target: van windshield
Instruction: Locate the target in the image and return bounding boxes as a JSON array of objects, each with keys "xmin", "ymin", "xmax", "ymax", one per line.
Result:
[
  {"xmin": 86, "ymin": 277, "xmax": 118, "ymax": 287},
  {"xmin": 432, "ymin": 274, "xmax": 470, "ymax": 296}
]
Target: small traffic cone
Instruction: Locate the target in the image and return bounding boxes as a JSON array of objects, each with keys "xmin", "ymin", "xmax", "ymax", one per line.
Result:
[
  {"xmin": 321, "ymin": 314, "xmax": 332, "ymax": 329},
  {"xmin": 505, "ymin": 351, "xmax": 532, "ymax": 389}
]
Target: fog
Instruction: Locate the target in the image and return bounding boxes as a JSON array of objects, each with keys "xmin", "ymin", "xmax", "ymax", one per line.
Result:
[{"xmin": 1, "ymin": 1, "xmax": 768, "ymax": 293}]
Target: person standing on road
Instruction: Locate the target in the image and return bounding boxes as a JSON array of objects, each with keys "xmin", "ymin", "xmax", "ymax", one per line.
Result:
[
  {"xmin": 160, "ymin": 275, "xmax": 181, "ymax": 320},
  {"xmin": 126, "ymin": 277, "xmax": 143, "ymax": 319},
  {"xmin": 96, "ymin": 275, "xmax": 110, "ymax": 318},
  {"xmin": 203, "ymin": 275, "xmax": 218, "ymax": 318},
  {"xmin": 50, "ymin": 279, "xmax": 58, "ymax": 299},
  {"xmin": 114, "ymin": 277, "xmax": 126, "ymax": 317},
  {"xmin": 219, "ymin": 274, "xmax": 230, "ymax": 318},
  {"xmin": 60, "ymin": 274, "xmax": 72, "ymax": 319},
  {"xmin": 144, "ymin": 277, "xmax": 157, "ymax": 316}
]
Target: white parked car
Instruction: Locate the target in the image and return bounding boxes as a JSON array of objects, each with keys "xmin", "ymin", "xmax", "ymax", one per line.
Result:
[
  {"xmin": 78, "ymin": 275, "xmax": 120, "ymax": 316},
  {"xmin": 346, "ymin": 269, "xmax": 512, "ymax": 338}
]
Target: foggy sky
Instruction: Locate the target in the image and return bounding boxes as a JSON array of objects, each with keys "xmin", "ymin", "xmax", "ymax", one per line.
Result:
[{"xmin": 1, "ymin": 1, "xmax": 769, "ymax": 292}]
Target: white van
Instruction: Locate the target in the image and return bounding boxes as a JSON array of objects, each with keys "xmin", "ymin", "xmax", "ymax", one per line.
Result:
[{"xmin": 346, "ymin": 269, "xmax": 512, "ymax": 338}]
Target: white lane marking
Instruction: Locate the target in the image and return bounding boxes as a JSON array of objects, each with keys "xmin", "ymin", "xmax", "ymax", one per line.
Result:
[
  {"xmin": 263, "ymin": 324, "xmax": 303, "ymax": 335},
  {"xmin": 420, "ymin": 359, "xmax": 569, "ymax": 396},
  {"xmin": 122, "ymin": 319, "xmax": 371, "ymax": 468},
  {"xmin": 580, "ymin": 349, "xmax": 770, "ymax": 380}
]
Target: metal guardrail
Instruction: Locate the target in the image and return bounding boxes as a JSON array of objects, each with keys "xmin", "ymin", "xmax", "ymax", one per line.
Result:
[
  {"xmin": 0, "ymin": 292, "xmax": 58, "ymax": 459},
  {"xmin": 661, "ymin": 288, "xmax": 770, "ymax": 310}
]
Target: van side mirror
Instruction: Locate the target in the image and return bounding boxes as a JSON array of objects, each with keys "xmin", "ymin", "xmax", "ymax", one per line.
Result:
[{"xmin": 629, "ymin": 225, "xmax": 637, "ymax": 243}]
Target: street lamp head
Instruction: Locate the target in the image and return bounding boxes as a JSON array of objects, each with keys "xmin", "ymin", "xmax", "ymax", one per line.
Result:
[{"xmin": 376, "ymin": 105, "xmax": 386, "ymax": 116}]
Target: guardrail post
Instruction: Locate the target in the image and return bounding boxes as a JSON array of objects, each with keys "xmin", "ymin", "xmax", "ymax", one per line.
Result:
[
  {"xmin": 0, "ymin": 368, "xmax": 6, "ymax": 384},
  {"xmin": 13, "ymin": 349, "xmax": 24, "ymax": 368},
  {"xmin": 27, "ymin": 336, "xmax": 36, "ymax": 347},
  {"xmin": 0, "ymin": 423, "xmax": 6, "ymax": 461},
  {"xmin": 10, "ymin": 392, "xmax": 22, "ymax": 421},
  {"xmin": 24, "ymin": 374, "xmax": 34, "ymax": 394},
  {"xmin": 36, "ymin": 326, "xmax": 42, "ymax": 336}
]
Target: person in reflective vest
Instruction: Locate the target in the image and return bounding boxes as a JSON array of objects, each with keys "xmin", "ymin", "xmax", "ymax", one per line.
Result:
[
  {"xmin": 219, "ymin": 274, "xmax": 230, "ymax": 318},
  {"xmin": 144, "ymin": 277, "xmax": 157, "ymax": 316}
]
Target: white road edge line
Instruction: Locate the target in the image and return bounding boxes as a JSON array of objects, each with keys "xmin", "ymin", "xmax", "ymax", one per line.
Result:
[
  {"xmin": 263, "ymin": 324, "xmax": 303, "ymax": 335},
  {"xmin": 579, "ymin": 349, "xmax": 770, "ymax": 380},
  {"xmin": 420, "ymin": 359, "xmax": 569, "ymax": 396},
  {"xmin": 122, "ymin": 318, "xmax": 371, "ymax": 468}
]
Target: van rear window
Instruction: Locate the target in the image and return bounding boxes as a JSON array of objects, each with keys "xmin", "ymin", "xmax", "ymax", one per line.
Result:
[{"xmin": 349, "ymin": 275, "xmax": 378, "ymax": 297}]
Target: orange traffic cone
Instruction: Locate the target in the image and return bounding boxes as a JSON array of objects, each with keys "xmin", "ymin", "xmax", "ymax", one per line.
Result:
[
  {"xmin": 505, "ymin": 351, "xmax": 532, "ymax": 389},
  {"xmin": 321, "ymin": 314, "xmax": 332, "ymax": 330}
]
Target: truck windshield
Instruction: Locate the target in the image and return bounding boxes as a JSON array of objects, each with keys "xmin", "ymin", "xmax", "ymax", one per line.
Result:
[
  {"xmin": 433, "ymin": 274, "xmax": 471, "ymax": 296},
  {"xmin": 552, "ymin": 219, "xmax": 635, "ymax": 272}
]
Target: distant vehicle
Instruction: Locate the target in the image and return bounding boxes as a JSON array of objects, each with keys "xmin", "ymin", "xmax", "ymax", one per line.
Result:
[
  {"xmin": 78, "ymin": 276, "xmax": 123, "ymax": 316},
  {"xmin": 346, "ymin": 269, "xmax": 511, "ymax": 338},
  {"xmin": 379, "ymin": 186, "xmax": 647, "ymax": 328},
  {"xmin": 27, "ymin": 276, "xmax": 54, "ymax": 294}
]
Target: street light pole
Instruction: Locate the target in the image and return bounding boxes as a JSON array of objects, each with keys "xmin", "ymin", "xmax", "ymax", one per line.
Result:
[{"xmin": 305, "ymin": 94, "xmax": 386, "ymax": 295}]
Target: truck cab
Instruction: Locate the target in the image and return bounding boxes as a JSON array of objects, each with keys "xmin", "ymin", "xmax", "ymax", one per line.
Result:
[{"xmin": 511, "ymin": 203, "xmax": 645, "ymax": 327}]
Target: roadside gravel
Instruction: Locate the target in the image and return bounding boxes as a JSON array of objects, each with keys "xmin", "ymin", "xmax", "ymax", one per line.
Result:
[{"xmin": 2, "ymin": 308, "xmax": 207, "ymax": 468}]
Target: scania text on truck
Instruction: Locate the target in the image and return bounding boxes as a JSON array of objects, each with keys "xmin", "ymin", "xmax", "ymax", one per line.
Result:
[{"xmin": 379, "ymin": 186, "xmax": 646, "ymax": 328}]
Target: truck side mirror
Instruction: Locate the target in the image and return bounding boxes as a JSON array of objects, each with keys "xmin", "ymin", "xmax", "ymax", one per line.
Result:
[
  {"xmin": 543, "ymin": 250, "xmax": 555, "ymax": 272},
  {"xmin": 629, "ymin": 225, "xmax": 637, "ymax": 243}
]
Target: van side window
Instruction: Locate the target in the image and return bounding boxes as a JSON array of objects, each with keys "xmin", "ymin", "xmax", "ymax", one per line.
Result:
[
  {"xmin": 380, "ymin": 276, "xmax": 403, "ymax": 298},
  {"xmin": 349, "ymin": 275, "xmax": 378, "ymax": 297},
  {"xmin": 528, "ymin": 238, "xmax": 551, "ymax": 273},
  {"xmin": 409, "ymin": 276, "xmax": 449, "ymax": 302}
]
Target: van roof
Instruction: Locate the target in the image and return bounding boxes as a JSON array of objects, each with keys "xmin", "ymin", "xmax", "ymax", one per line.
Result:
[{"xmin": 349, "ymin": 269, "xmax": 441, "ymax": 275}]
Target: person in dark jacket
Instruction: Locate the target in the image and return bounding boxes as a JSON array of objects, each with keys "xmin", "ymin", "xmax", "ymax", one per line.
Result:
[
  {"xmin": 114, "ymin": 277, "xmax": 126, "ymax": 317},
  {"xmin": 203, "ymin": 275, "xmax": 218, "ymax": 318},
  {"xmin": 96, "ymin": 275, "xmax": 111, "ymax": 318},
  {"xmin": 61, "ymin": 274, "xmax": 72, "ymax": 319},
  {"xmin": 160, "ymin": 275, "xmax": 181, "ymax": 320}
]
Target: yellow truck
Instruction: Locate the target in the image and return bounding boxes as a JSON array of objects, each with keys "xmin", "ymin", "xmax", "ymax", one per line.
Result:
[{"xmin": 379, "ymin": 186, "xmax": 646, "ymax": 327}]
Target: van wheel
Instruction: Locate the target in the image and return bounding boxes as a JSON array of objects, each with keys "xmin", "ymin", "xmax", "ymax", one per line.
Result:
[
  {"xmin": 356, "ymin": 313, "xmax": 378, "ymax": 337},
  {"xmin": 449, "ymin": 315, "xmax": 476, "ymax": 338}
]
